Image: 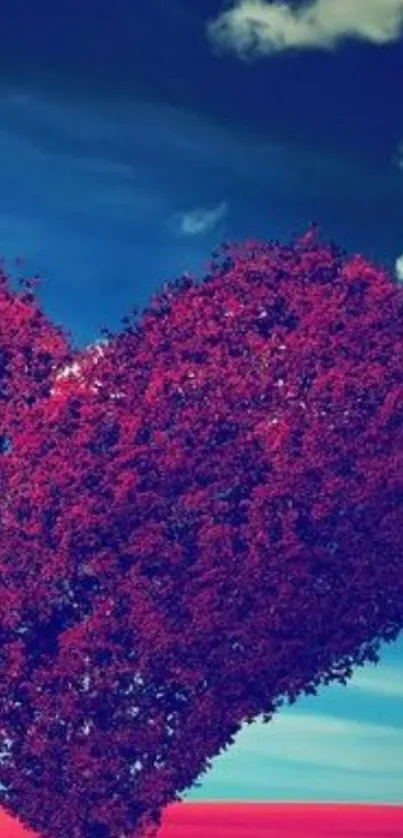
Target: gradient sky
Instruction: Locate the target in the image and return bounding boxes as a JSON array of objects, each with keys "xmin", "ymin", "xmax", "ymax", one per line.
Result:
[{"xmin": 0, "ymin": 0, "xmax": 402, "ymax": 806}]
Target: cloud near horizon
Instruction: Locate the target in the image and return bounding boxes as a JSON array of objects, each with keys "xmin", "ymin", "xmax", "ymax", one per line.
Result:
[
  {"xmin": 208, "ymin": 0, "xmax": 403, "ymax": 59},
  {"xmin": 184, "ymin": 657, "xmax": 403, "ymax": 803},
  {"xmin": 185, "ymin": 707, "xmax": 403, "ymax": 802}
]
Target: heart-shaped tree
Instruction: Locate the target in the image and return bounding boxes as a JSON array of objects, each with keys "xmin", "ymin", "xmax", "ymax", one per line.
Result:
[{"xmin": 0, "ymin": 227, "xmax": 402, "ymax": 838}]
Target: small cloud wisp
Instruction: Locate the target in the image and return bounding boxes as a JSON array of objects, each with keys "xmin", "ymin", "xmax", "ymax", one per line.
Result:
[{"xmin": 172, "ymin": 200, "xmax": 228, "ymax": 236}]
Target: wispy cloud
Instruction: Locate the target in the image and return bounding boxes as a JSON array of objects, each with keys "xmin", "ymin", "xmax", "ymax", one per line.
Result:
[
  {"xmin": 345, "ymin": 660, "xmax": 403, "ymax": 698},
  {"xmin": 170, "ymin": 200, "xmax": 228, "ymax": 236},
  {"xmin": 235, "ymin": 712, "xmax": 403, "ymax": 774},
  {"xmin": 185, "ymin": 708, "xmax": 403, "ymax": 802},
  {"xmin": 184, "ymin": 653, "xmax": 403, "ymax": 803},
  {"xmin": 207, "ymin": 0, "xmax": 403, "ymax": 59}
]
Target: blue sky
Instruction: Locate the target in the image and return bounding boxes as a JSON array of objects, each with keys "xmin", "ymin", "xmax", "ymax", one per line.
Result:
[{"xmin": 0, "ymin": 0, "xmax": 402, "ymax": 805}]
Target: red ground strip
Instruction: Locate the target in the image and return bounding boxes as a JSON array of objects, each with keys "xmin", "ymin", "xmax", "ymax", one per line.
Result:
[{"xmin": 1, "ymin": 804, "xmax": 402, "ymax": 837}]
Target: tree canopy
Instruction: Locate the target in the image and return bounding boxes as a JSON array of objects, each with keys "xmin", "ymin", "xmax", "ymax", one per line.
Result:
[{"xmin": 0, "ymin": 227, "xmax": 402, "ymax": 837}]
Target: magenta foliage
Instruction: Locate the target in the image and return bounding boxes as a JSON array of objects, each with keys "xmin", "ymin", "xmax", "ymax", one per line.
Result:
[{"xmin": 0, "ymin": 227, "xmax": 402, "ymax": 838}]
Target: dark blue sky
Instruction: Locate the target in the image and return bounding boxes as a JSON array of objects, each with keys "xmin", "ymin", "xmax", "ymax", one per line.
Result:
[
  {"xmin": 0, "ymin": 0, "xmax": 402, "ymax": 803},
  {"xmin": 1, "ymin": 0, "xmax": 403, "ymax": 163},
  {"xmin": 0, "ymin": 1, "xmax": 402, "ymax": 349}
]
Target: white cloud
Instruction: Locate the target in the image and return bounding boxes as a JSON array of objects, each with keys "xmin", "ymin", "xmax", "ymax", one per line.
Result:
[
  {"xmin": 172, "ymin": 200, "xmax": 228, "ymax": 236},
  {"xmin": 207, "ymin": 0, "xmax": 403, "ymax": 59},
  {"xmin": 395, "ymin": 253, "xmax": 403, "ymax": 281}
]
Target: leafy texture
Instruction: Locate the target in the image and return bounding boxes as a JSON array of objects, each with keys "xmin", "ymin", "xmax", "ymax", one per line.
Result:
[{"xmin": 0, "ymin": 228, "xmax": 402, "ymax": 837}]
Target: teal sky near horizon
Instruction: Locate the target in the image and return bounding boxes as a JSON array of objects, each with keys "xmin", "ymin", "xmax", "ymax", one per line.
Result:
[{"xmin": 0, "ymin": 0, "xmax": 402, "ymax": 807}]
